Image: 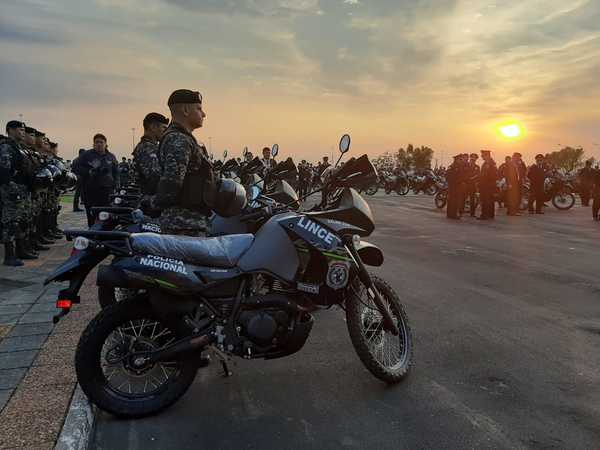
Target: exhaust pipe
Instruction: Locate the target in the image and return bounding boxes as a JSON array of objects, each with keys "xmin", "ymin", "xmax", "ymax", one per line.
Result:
[{"xmin": 145, "ymin": 334, "xmax": 211, "ymax": 364}]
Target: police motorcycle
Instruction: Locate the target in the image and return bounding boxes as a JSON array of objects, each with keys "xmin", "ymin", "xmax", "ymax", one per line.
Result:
[
  {"xmin": 383, "ymin": 169, "xmax": 410, "ymax": 196},
  {"xmin": 44, "ymin": 134, "xmax": 413, "ymax": 418}
]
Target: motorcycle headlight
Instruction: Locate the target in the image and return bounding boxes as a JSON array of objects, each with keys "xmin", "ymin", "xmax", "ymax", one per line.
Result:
[
  {"xmin": 120, "ymin": 189, "xmax": 126, "ymax": 195},
  {"xmin": 98, "ymin": 211, "xmax": 110, "ymax": 221},
  {"xmin": 73, "ymin": 236, "xmax": 89, "ymax": 251},
  {"xmin": 114, "ymin": 197, "xmax": 122, "ymax": 205}
]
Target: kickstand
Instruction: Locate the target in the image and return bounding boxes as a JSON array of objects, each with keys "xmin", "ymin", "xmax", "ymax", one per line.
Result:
[{"xmin": 221, "ymin": 360, "xmax": 233, "ymax": 378}]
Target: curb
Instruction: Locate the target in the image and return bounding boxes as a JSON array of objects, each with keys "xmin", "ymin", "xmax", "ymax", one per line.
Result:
[{"xmin": 55, "ymin": 385, "xmax": 96, "ymax": 450}]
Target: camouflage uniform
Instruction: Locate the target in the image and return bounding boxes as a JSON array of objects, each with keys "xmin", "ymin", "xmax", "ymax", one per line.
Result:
[
  {"xmin": 153, "ymin": 123, "xmax": 214, "ymax": 236},
  {"xmin": 0, "ymin": 137, "xmax": 31, "ymax": 243},
  {"xmin": 132, "ymin": 136, "xmax": 161, "ymax": 196}
]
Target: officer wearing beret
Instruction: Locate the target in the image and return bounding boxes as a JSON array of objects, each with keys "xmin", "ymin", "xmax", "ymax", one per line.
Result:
[
  {"xmin": 446, "ymin": 154, "xmax": 463, "ymax": 219},
  {"xmin": 132, "ymin": 112, "xmax": 169, "ymax": 203},
  {"xmin": 151, "ymin": 89, "xmax": 214, "ymax": 236},
  {"xmin": 0, "ymin": 121, "xmax": 37, "ymax": 265}
]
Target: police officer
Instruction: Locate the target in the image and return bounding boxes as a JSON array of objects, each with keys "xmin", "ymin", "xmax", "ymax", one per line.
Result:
[
  {"xmin": 505, "ymin": 155, "xmax": 521, "ymax": 216},
  {"xmin": 478, "ymin": 150, "xmax": 498, "ymax": 220},
  {"xmin": 446, "ymin": 154, "xmax": 463, "ymax": 220},
  {"xmin": 132, "ymin": 112, "xmax": 169, "ymax": 198},
  {"xmin": 71, "ymin": 149, "xmax": 86, "ymax": 212},
  {"xmin": 462, "ymin": 153, "xmax": 480, "ymax": 217},
  {"xmin": 261, "ymin": 146, "xmax": 277, "ymax": 171},
  {"xmin": 150, "ymin": 89, "xmax": 214, "ymax": 236},
  {"xmin": 528, "ymin": 154, "xmax": 546, "ymax": 214},
  {"xmin": 118, "ymin": 157, "xmax": 131, "ymax": 187},
  {"xmin": 578, "ymin": 160, "xmax": 594, "ymax": 207},
  {"xmin": 78, "ymin": 134, "xmax": 119, "ymax": 227},
  {"xmin": 0, "ymin": 121, "xmax": 37, "ymax": 265}
]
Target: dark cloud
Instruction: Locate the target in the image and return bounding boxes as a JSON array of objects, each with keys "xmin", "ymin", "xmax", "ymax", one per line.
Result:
[
  {"xmin": 0, "ymin": 19, "xmax": 66, "ymax": 44},
  {"xmin": 162, "ymin": 0, "xmax": 319, "ymax": 17},
  {"xmin": 0, "ymin": 62, "xmax": 140, "ymax": 106}
]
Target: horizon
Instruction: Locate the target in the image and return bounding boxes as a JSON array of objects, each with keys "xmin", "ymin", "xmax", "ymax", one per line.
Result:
[{"xmin": 1, "ymin": 0, "xmax": 598, "ymax": 164}]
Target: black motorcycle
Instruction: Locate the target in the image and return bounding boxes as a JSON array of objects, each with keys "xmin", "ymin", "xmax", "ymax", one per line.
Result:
[{"xmin": 45, "ymin": 135, "xmax": 413, "ymax": 418}]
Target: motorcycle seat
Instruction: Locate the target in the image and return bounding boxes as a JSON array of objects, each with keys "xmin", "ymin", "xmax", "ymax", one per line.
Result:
[{"xmin": 130, "ymin": 233, "xmax": 254, "ymax": 268}]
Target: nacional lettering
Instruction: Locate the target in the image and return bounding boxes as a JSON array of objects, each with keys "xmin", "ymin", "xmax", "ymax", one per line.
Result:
[
  {"xmin": 297, "ymin": 216, "xmax": 336, "ymax": 245},
  {"xmin": 139, "ymin": 254, "xmax": 187, "ymax": 274},
  {"xmin": 141, "ymin": 223, "xmax": 162, "ymax": 233}
]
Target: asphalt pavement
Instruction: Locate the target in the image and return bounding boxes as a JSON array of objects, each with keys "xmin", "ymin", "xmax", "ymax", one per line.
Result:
[{"xmin": 92, "ymin": 193, "xmax": 600, "ymax": 450}]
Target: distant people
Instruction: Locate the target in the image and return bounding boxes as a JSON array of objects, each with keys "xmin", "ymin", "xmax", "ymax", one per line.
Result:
[
  {"xmin": 592, "ymin": 166, "xmax": 600, "ymax": 220},
  {"xmin": 71, "ymin": 148, "xmax": 86, "ymax": 212},
  {"xmin": 298, "ymin": 159, "xmax": 311, "ymax": 197},
  {"xmin": 513, "ymin": 152, "xmax": 527, "ymax": 210},
  {"xmin": 118, "ymin": 157, "xmax": 131, "ymax": 187},
  {"xmin": 478, "ymin": 150, "xmax": 497, "ymax": 220},
  {"xmin": 79, "ymin": 134, "xmax": 119, "ymax": 226},
  {"xmin": 527, "ymin": 154, "xmax": 546, "ymax": 214},
  {"xmin": 261, "ymin": 146, "xmax": 276, "ymax": 171},
  {"xmin": 318, "ymin": 156, "xmax": 330, "ymax": 175},
  {"xmin": 578, "ymin": 160, "xmax": 594, "ymax": 207},
  {"xmin": 446, "ymin": 154, "xmax": 463, "ymax": 220},
  {"xmin": 505, "ymin": 155, "xmax": 521, "ymax": 216},
  {"xmin": 462, "ymin": 153, "xmax": 480, "ymax": 217}
]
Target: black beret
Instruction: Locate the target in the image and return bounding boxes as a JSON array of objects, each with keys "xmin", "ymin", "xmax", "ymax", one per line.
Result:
[
  {"xmin": 25, "ymin": 126, "xmax": 36, "ymax": 134},
  {"xmin": 6, "ymin": 120, "xmax": 25, "ymax": 130},
  {"xmin": 469, "ymin": 153, "xmax": 478, "ymax": 158},
  {"xmin": 168, "ymin": 89, "xmax": 202, "ymax": 106},
  {"xmin": 35, "ymin": 130, "xmax": 45, "ymax": 137},
  {"xmin": 535, "ymin": 154, "xmax": 544, "ymax": 159},
  {"xmin": 49, "ymin": 142, "xmax": 57, "ymax": 148},
  {"xmin": 93, "ymin": 133, "xmax": 107, "ymax": 142},
  {"xmin": 480, "ymin": 149, "xmax": 491, "ymax": 155},
  {"xmin": 513, "ymin": 152, "xmax": 522, "ymax": 157},
  {"xmin": 143, "ymin": 112, "xmax": 169, "ymax": 128}
]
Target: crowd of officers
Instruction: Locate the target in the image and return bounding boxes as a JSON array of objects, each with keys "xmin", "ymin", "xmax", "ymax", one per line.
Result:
[
  {"xmin": 0, "ymin": 121, "xmax": 67, "ymax": 266},
  {"xmin": 445, "ymin": 150, "xmax": 600, "ymax": 220}
]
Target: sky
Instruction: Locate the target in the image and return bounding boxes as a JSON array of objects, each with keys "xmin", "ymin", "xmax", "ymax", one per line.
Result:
[{"xmin": 1, "ymin": 0, "xmax": 599, "ymax": 164}]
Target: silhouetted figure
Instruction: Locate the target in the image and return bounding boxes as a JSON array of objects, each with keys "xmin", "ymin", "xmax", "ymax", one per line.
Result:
[
  {"xmin": 527, "ymin": 154, "xmax": 546, "ymax": 214},
  {"xmin": 446, "ymin": 155, "xmax": 463, "ymax": 219},
  {"xmin": 478, "ymin": 150, "xmax": 497, "ymax": 220},
  {"xmin": 505, "ymin": 156, "xmax": 521, "ymax": 216},
  {"xmin": 578, "ymin": 160, "xmax": 594, "ymax": 207}
]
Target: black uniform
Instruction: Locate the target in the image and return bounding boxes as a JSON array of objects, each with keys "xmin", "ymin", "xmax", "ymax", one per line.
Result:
[
  {"xmin": 446, "ymin": 161, "xmax": 463, "ymax": 219},
  {"xmin": 527, "ymin": 163, "xmax": 546, "ymax": 214},
  {"xmin": 462, "ymin": 162, "xmax": 480, "ymax": 216},
  {"xmin": 479, "ymin": 160, "xmax": 498, "ymax": 219},
  {"xmin": 592, "ymin": 169, "xmax": 600, "ymax": 220},
  {"xmin": 578, "ymin": 166, "xmax": 594, "ymax": 206},
  {"xmin": 78, "ymin": 149, "xmax": 119, "ymax": 226}
]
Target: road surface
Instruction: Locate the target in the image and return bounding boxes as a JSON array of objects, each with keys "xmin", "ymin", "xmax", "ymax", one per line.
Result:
[{"xmin": 92, "ymin": 193, "xmax": 600, "ymax": 449}]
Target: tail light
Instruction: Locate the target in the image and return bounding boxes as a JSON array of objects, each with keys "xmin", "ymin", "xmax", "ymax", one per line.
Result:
[{"xmin": 56, "ymin": 299, "xmax": 72, "ymax": 309}]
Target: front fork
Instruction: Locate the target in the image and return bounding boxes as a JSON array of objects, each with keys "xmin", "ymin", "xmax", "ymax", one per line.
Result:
[{"xmin": 344, "ymin": 241, "xmax": 399, "ymax": 336}]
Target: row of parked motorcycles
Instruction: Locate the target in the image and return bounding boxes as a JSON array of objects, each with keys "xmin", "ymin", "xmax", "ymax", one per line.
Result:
[
  {"xmin": 45, "ymin": 135, "xmax": 414, "ymax": 419},
  {"xmin": 357, "ymin": 170, "xmax": 444, "ymax": 197},
  {"xmin": 433, "ymin": 170, "xmax": 577, "ymax": 211}
]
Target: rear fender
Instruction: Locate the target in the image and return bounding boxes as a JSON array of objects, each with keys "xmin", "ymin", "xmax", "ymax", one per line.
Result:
[{"xmin": 44, "ymin": 249, "xmax": 107, "ymax": 285}]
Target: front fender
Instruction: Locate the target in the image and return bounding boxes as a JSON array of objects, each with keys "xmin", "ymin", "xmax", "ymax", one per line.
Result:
[{"xmin": 356, "ymin": 241, "xmax": 384, "ymax": 267}]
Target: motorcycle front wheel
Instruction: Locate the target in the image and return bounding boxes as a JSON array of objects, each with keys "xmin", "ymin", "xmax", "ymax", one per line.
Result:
[
  {"xmin": 76, "ymin": 297, "xmax": 199, "ymax": 418},
  {"xmin": 552, "ymin": 192, "xmax": 575, "ymax": 210},
  {"xmin": 345, "ymin": 275, "xmax": 413, "ymax": 384},
  {"xmin": 396, "ymin": 184, "xmax": 409, "ymax": 196},
  {"xmin": 434, "ymin": 191, "xmax": 447, "ymax": 209},
  {"xmin": 366, "ymin": 185, "xmax": 379, "ymax": 196}
]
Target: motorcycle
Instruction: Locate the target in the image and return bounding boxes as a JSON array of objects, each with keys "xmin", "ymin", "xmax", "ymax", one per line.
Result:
[
  {"xmin": 384, "ymin": 171, "xmax": 409, "ymax": 196},
  {"xmin": 45, "ymin": 134, "xmax": 413, "ymax": 418}
]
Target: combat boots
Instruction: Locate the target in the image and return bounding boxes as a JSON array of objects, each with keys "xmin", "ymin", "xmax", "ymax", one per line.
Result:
[
  {"xmin": 3, "ymin": 243, "xmax": 24, "ymax": 267},
  {"xmin": 16, "ymin": 239, "xmax": 38, "ymax": 260}
]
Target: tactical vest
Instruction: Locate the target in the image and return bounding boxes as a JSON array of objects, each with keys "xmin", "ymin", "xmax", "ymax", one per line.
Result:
[{"xmin": 158, "ymin": 128, "xmax": 216, "ymax": 213}]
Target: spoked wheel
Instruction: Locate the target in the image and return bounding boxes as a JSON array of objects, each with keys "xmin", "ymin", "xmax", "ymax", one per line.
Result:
[
  {"xmin": 435, "ymin": 191, "xmax": 447, "ymax": 209},
  {"xmin": 396, "ymin": 183, "xmax": 409, "ymax": 196},
  {"xmin": 424, "ymin": 184, "xmax": 438, "ymax": 196},
  {"xmin": 366, "ymin": 185, "xmax": 379, "ymax": 196},
  {"xmin": 345, "ymin": 275, "xmax": 413, "ymax": 383},
  {"xmin": 552, "ymin": 192, "xmax": 575, "ymax": 210},
  {"xmin": 76, "ymin": 298, "xmax": 199, "ymax": 418}
]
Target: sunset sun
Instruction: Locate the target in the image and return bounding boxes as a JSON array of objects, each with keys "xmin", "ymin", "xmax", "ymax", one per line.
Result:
[{"xmin": 499, "ymin": 123, "xmax": 522, "ymax": 139}]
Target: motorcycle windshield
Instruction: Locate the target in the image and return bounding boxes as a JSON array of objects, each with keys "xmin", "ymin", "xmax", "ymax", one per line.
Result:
[
  {"xmin": 334, "ymin": 155, "xmax": 378, "ymax": 189},
  {"xmin": 307, "ymin": 187, "xmax": 375, "ymax": 236},
  {"xmin": 270, "ymin": 157, "xmax": 298, "ymax": 179}
]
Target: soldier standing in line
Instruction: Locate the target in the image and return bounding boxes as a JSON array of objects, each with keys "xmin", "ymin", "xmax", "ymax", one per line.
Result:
[
  {"xmin": 71, "ymin": 149, "xmax": 86, "ymax": 212},
  {"xmin": 132, "ymin": 112, "xmax": 170, "ymax": 199},
  {"xmin": 513, "ymin": 152, "xmax": 527, "ymax": 210},
  {"xmin": 478, "ymin": 150, "xmax": 498, "ymax": 220},
  {"xmin": 0, "ymin": 121, "xmax": 36, "ymax": 266},
  {"xmin": 591, "ymin": 165, "xmax": 600, "ymax": 220},
  {"xmin": 47, "ymin": 141, "xmax": 64, "ymax": 238},
  {"xmin": 149, "ymin": 89, "xmax": 215, "ymax": 236},
  {"xmin": 446, "ymin": 154, "xmax": 463, "ymax": 220}
]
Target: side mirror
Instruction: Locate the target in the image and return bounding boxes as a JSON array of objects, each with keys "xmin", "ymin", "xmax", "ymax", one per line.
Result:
[
  {"xmin": 243, "ymin": 147, "xmax": 248, "ymax": 156},
  {"xmin": 223, "ymin": 150, "xmax": 228, "ymax": 158},
  {"xmin": 271, "ymin": 144, "xmax": 279, "ymax": 157},
  {"xmin": 249, "ymin": 185, "xmax": 261, "ymax": 202},
  {"xmin": 339, "ymin": 134, "xmax": 351, "ymax": 153}
]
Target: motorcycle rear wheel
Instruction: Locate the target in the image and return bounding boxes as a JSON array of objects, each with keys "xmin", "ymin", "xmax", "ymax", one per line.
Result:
[
  {"xmin": 396, "ymin": 184, "xmax": 409, "ymax": 196},
  {"xmin": 435, "ymin": 191, "xmax": 447, "ymax": 209},
  {"xmin": 346, "ymin": 275, "xmax": 413, "ymax": 384},
  {"xmin": 366, "ymin": 185, "xmax": 379, "ymax": 196},
  {"xmin": 76, "ymin": 297, "xmax": 199, "ymax": 418}
]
